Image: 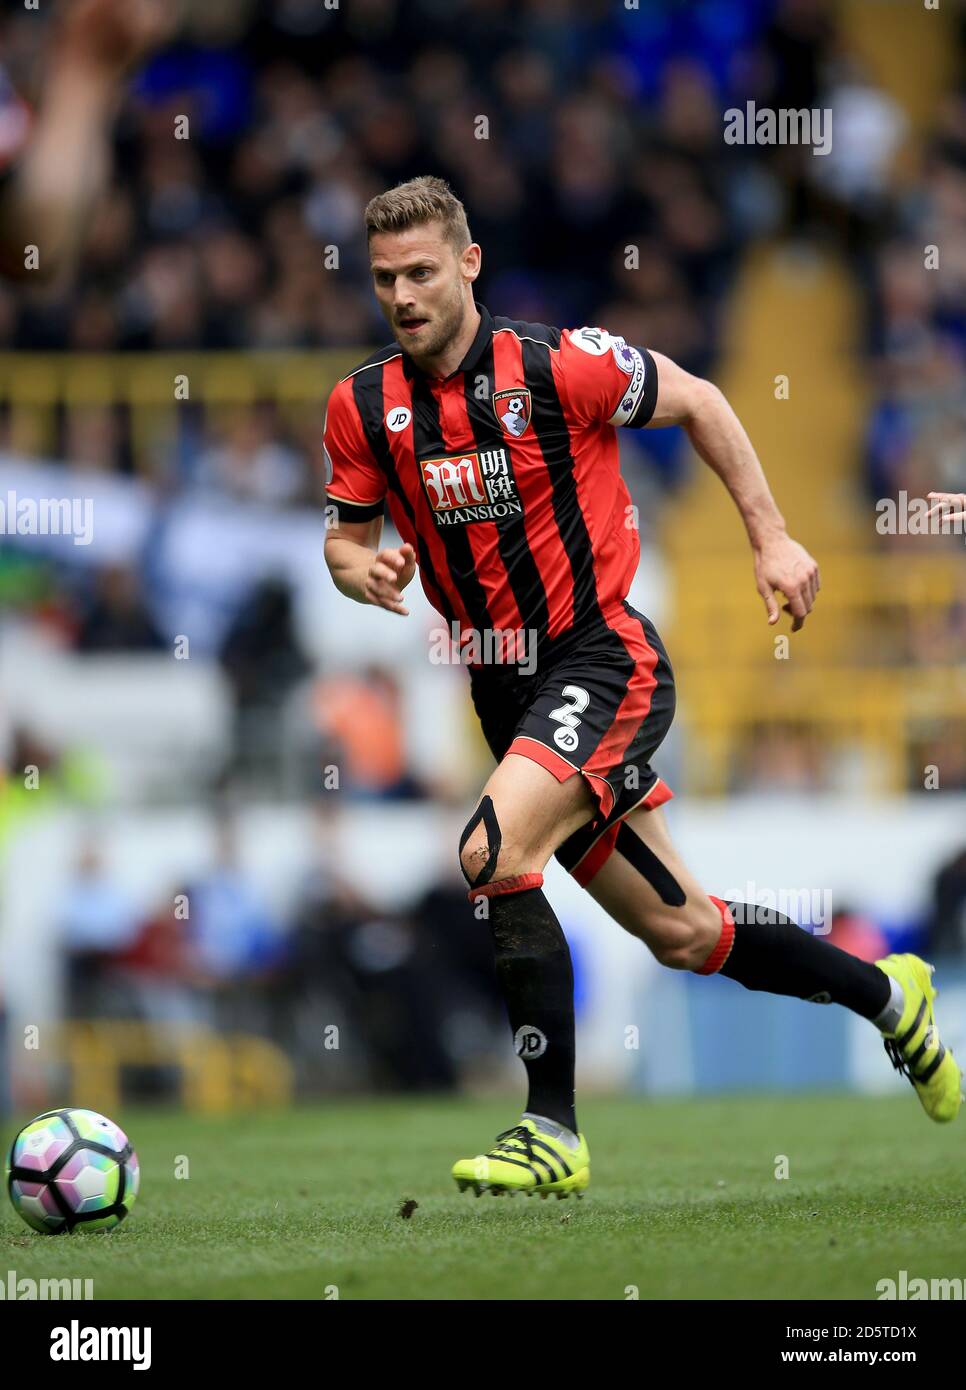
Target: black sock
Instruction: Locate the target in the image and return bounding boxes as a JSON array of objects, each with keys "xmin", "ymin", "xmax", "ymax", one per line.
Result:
[
  {"xmin": 486, "ymin": 886, "xmax": 577, "ymax": 1133},
  {"xmin": 719, "ymin": 904, "xmax": 891, "ymax": 1021}
]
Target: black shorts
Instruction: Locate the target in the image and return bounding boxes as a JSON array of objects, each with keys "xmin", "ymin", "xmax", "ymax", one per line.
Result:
[{"xmin": 468, "ymin": 600, "xmax": 676, "ymax": 886}]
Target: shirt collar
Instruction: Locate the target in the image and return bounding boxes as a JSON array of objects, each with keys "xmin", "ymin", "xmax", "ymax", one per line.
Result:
[{"xmin": 402, "ymin": 302, "xmax": 493, "ymax": 381}]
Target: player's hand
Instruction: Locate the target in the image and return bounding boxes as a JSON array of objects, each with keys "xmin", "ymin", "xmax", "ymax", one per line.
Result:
[
  {"xmin": 925, "ymin": 491, "xmax": 966, "ymax": 524},
  {"xmin": 753, "ymin": 532, "xmax": 819, "ymax": 632},
  {"xmin": 57, "ymin": 0, "xmax": 179, "ymax": 79},
  {"xmin": 365, "ymin": 543, "xmax": 417, "ymax": 616}
]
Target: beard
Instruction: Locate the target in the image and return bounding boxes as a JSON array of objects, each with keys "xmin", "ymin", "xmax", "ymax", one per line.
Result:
[{"xmin": 394, "ymin": 280, "xmax": 467, "ymax": 362}]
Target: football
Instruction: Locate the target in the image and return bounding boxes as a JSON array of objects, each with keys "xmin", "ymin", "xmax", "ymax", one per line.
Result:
[{"xmin": 5, "ymin": 1108, "xmax": 139, "ymax": 1234}]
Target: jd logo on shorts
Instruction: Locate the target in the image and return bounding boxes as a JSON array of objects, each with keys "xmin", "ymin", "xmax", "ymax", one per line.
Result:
[{"xmin": 514, "ymin": 1025, "xmax": 548, "ymax": 1059}]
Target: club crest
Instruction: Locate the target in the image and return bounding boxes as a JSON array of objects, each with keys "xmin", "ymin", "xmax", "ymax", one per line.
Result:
[{"xmin": 492, "ymin": 387, "xmax": 532, "ymax": 438}]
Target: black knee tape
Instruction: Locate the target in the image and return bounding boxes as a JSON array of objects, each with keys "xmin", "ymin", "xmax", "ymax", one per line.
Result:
[
  {"xmin": 614, "ymin": 823, "xmax": 686, "ymax": 907},
  {"xmin": 459, "ymin": 795, "xmax": 502, "ymax": 887}
]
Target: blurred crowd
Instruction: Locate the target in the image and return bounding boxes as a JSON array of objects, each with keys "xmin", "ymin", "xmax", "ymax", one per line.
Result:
[
  {"xmin": 50, "ymin": 797, "xmax": 966, "ymax": 1100},
  {"xmin": 862, "ymin": 100, "xmax": 966, "ymax": 529},
  {"xmin": 0, "ymin": 0, "xmax": 958, "ymax": 500},
  {"xmin": 58, "ymin": 804, "xmax": 508, "ymax": 1097},
  {"xmin": 0, "ymin": 0, "xmax": 839, "ymax": 366}
]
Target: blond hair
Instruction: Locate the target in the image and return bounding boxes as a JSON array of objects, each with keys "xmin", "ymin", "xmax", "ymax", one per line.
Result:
[{"xmin": 364, "ymin": 176, "xmax": 472, "ymax": 252}]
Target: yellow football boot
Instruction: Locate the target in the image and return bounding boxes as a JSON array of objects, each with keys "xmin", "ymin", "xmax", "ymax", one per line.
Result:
[
  {"xmin": 452, "ymin": 1119, "xmax": 590, "ymax": 1198},
  {"xmin": 876, "ymin": 954, "xmax": 962, "ymax": 1123}
]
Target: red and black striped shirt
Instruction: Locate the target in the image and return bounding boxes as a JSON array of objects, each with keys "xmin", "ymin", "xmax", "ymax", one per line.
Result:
[{"xmin": 323, "ymin": 304, "xmax": 658, "ymax": 653}]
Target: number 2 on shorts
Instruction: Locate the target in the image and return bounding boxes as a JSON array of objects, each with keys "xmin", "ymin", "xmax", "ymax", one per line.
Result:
[{"xmin": 549, "ymin": 684, "xmax": 589, "ymax": 753}]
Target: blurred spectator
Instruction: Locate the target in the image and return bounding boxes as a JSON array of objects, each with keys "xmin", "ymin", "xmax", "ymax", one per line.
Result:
[
  {"xmin": 117, "ymin": 895, "xmax": 196, "ymax": 984},
  {"xmin": 406, "ymin": 849, "xmax": 507, "ymax": 1076},
  {"xmin": 219, "ymin": 575, "xmax": 308, "ymax": 703},
  {"xmin": 193, "ymin": 406, "xmax": 307, "ymax": 505},
  {"xmin": 76, "ymin": 565, "xmax": 165, "ymax": 653},
  {"xmin": 286, "ymin": 799, "xmax": 455, "ymax": 1091},
  {"xmin": 0, "ymin": 726, "xmax": 105, "ymax": 844},
  {"xmin": 929, "ymin": 847, "xmax": 966, "ymax": 958},
  {"xmin": 312, "ymin": 664, "xmax": 426, "ymax": 800},
  {"xmin": 112, "ymin": 891, "xmax": 219, "ymax": 1091},
  {"xmin": 730, "ymin": 722, "xmax": 828, "ymax": 794},
  {"xmin": 825, "ymin": 906, "xmax": 889, "ymax": 965},
  {"xmin": 182, "ymin": 814, "xmax": 284, "ymax": 982},
  {"xmin": 219, "ymin": 574, "xmax": 311, "ymax": 780},
  {"xmin": 58, "ymin": 842, "xmax": 140, "ymax": 1016},
  {"xmin": 336, "ymin": 909, "xmax": 457, "ymax": 1091}
]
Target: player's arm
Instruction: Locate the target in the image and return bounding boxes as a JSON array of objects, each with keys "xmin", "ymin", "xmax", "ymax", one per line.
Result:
[
  {"xmin": 322, "ymin": 383, "xmax": 416, "ymax": 616},
  {"xmin": 647, "ymin": 350, "xmax": 819, "ymax": 632},
  {"xmin": 324, "ymin": 514, "xmax": 417, "ymax": 617},
  {"xmin": 0, "ymin": 0, "xmax": 176, "ymax": 281}
]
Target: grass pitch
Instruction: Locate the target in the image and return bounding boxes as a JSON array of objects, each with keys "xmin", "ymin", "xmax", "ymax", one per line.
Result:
[{"xmin": 2, "ymin": 1093, "xmax": 964, "ymax": 1300}]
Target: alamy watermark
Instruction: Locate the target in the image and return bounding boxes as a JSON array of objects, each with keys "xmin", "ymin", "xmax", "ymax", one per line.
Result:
[
  {"xmin": 723, "ymin": 881, "xmax": 832, "ymax": 934},
  {"xmin": 0, "ymin": 1269, "xmax": 94, "ymax": 1300},
  {"xmin": 723, "ymin": 102, "xmax": 832, "ymax": 156},
  {"xmin": 875, "ymin": 491, "xmax": 966, "ymax": 541},
  {"xmin": 50, "ymin": 1320, "xmax": 151, "ymax": 1370},
  {"xmin": 877, "ymin": 1270, "xmax": 964, "ymax": 1300},
  {"xmin": 429, "ymin": 622, "xmax": 538, "ymax": 675},
  {"xmin": 0, "ymin": 491, "xmax": 93, "ymax": 545}
]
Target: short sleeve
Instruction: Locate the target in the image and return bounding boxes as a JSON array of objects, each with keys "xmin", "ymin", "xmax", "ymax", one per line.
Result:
[
  {"xmin": 557, "ymin": 326, "xmax": 658, "ymax": 429},
  {"xmin": 323, "ymin": 380, "xmax": 387, "ymax": 522}
]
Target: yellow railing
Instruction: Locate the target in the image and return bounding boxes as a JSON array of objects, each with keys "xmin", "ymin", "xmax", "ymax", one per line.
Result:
[
  {"xmin": 668, "ymin": 554, "xmax": 965, "ymax": 795},
  {"xmin": 47, "ymin": 1020, "xmax": 294, "ymax": 1114},
  {"xmin": 676, "ymin": 665, "xmax": 965, "ymax": 796},
  {"xmin": 0, "ymin": 351, "xmax": 355, "ymax": 473},
  {"xmin": 670, "ymin": 554, "xmax": 964, "ymax": 665}
]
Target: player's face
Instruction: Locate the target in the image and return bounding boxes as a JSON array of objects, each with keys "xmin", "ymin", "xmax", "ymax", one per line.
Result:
[{"xmin": 370, "ymin": 222, "xmax": 477, "ymax": 362}]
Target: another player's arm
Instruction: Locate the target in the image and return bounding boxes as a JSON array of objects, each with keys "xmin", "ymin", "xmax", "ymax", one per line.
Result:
[
  {"xmin": 647, "ymin": 350, "xmax": 819, "ymax": 631},
  {"xmin": 323, "ymin": 513, "xmax": 417, "ymax": 617},
  {"xmin": 0, "ymin": 0, "xmax": 176, "ymax": 281},
  {"xmin": 925, "ymin": 492, "xmax": 966, "ymax": 524}
]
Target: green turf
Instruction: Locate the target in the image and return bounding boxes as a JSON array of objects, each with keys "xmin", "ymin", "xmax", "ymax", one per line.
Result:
[{"xmin": 2, "ymin": 1094, "xmax": 964, "ymax": 1300}]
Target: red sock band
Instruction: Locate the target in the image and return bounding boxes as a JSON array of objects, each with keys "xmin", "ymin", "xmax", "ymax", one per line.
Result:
[
  {"xmin": 696, "ymin": 895, "xmax": 736, "ymax": 974},
  {"xmin": 467, "ymin": 872, "xmax": 544, "ymax": 902}
]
